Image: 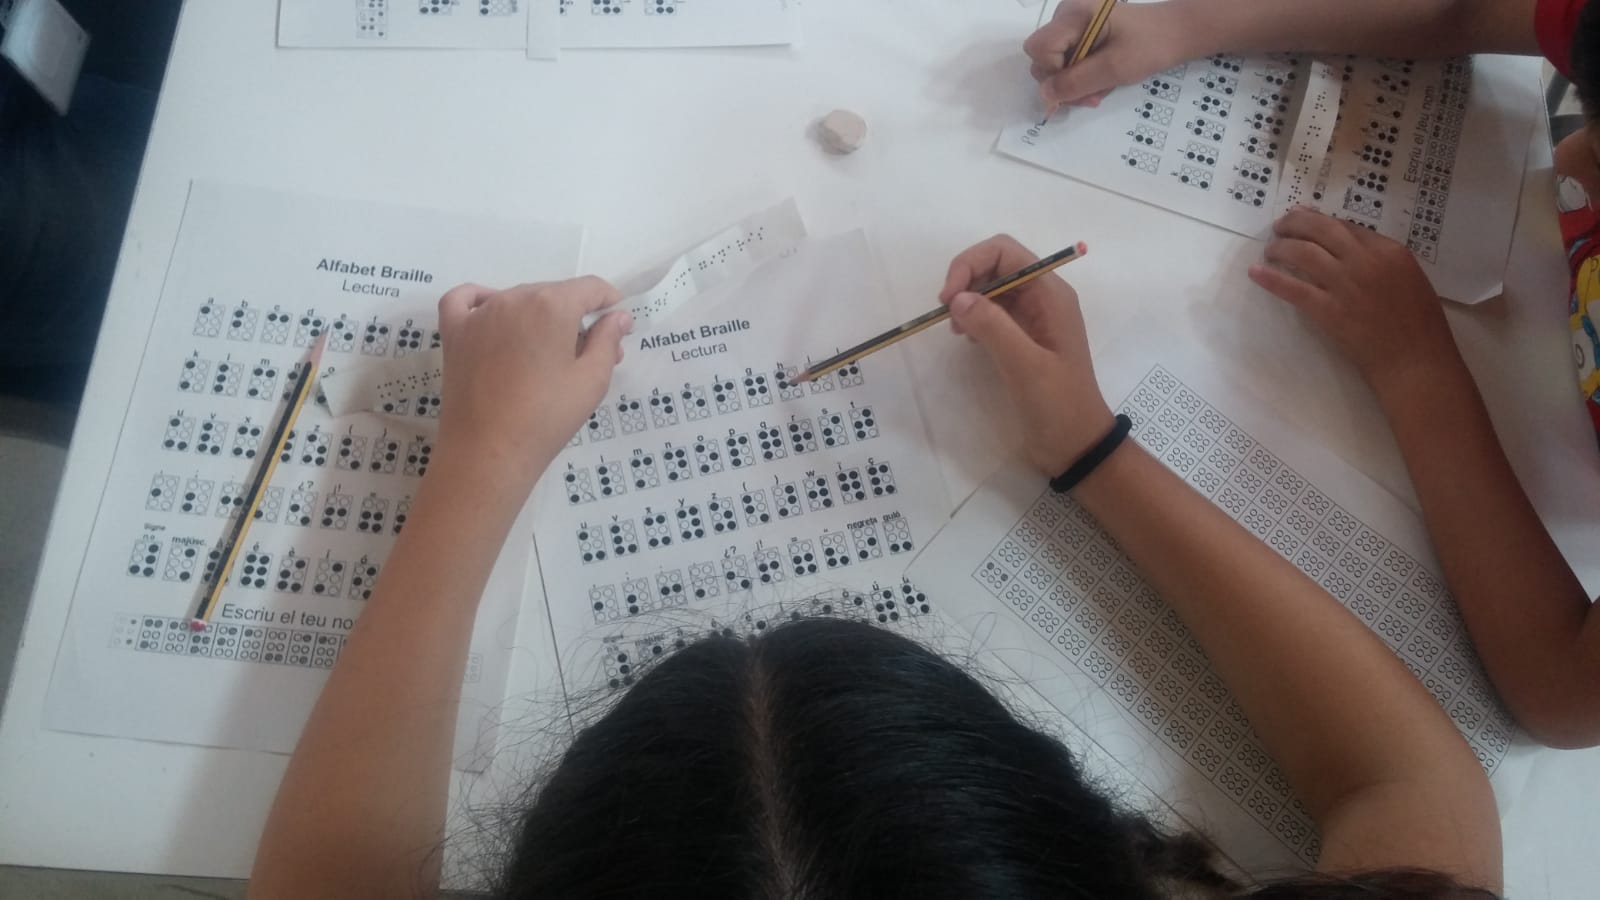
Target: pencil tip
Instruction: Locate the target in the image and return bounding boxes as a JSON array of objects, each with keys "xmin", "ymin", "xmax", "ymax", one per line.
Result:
[
  {"xmin": 792, "ymin": 370, "xmax": 812, "ymax": 384},
  {"xmin": 310, "ymin": 333, "xmax": 328, "ymax": 365}
]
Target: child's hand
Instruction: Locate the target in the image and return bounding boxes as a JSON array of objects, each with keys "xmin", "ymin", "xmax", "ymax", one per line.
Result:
[
  {"xmin": 434, "ymin": 278, "xmax": 631, "ymax": 486},
  {"xmin": 1024, "ymin": 0, "xmax": 1192, "ymax": 114},
  {"xmin": 1249, "ymin": 209, "xmax": 1460, "ymax": 396},
  {"xmin": 940, "ymin": 235, "xmax": 1116, "ymax": 476}
]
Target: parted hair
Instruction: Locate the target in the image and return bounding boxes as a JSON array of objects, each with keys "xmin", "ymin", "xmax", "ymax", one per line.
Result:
[{"xmin": 496, "ymin": 617, "xmax": 1494, "ymax": 900}]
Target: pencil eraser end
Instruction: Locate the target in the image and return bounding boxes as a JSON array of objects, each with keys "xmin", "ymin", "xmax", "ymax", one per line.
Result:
[
  {"xmin": 188, "ymin": 619, "xmax": 207, "ymax": 632},
  {"xmin": 1076, "ymin": 241, "xmax": 1088, "ymax": 255}
]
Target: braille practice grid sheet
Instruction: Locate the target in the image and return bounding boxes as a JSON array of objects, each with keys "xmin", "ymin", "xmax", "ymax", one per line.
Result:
[
  {"xmin": 42, "ymin": 181, "xmax": 583, "ymax": 772},
  {"xmin": 908, "ymin": 332, "xmax": 1540, "ymax": 874}
]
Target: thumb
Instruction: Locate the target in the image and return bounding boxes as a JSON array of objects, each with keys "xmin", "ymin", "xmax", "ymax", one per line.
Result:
[
  {"xmin": 948, "ymin": 292, "xmax": 1047, "ymax": 373},
  {"xmin": 578, "ymin": 310, "xmax": 632, "ymax": 378},
  {"xmin": 1043, "ymin": 53, "xmax": 1121, "ymax": 107}
]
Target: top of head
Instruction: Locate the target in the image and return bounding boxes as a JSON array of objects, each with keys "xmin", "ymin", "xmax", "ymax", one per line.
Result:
[{"xmin": 490, "ymin": 618, "xmax": 1486, "ymax": 900}]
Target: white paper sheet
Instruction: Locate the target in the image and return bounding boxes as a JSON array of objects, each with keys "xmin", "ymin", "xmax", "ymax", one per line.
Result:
[
  {"xmin": 43, "ymin": 181, "xmax": 583, "ymax": 772},
  {"xmin": 528, "ymin": 229, "xmax": 954, "ymax": 704},
  {"xmin": 998, "ymin": 3, "xmax": 1538, "ymax": 303},
  {"xmin": 527, "ymin": 0, "xmax": 560, "ymax": 59},
  {"xmin": 907, "ymin": 332, "xmax": 1537, "ymax": 874},
  {"xmin": 556, "ymin": 0, "xmax": 796, "ymax": 49},
  {"xmin": 278, "ymin": 0, "xmax": 530, "ymax": 49},
  {"xmin": 318, "ymin": 200, "xmax": 807, "ymax": 418}
]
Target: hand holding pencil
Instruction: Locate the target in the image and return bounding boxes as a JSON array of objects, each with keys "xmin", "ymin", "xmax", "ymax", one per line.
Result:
[
  {"xmin": 1024, "ymin": 0, "xmax": 1191, "ymax": 114},
  {"xmin": 940, "ymin": 235, "xmax": 1118, "ymax": 476}
]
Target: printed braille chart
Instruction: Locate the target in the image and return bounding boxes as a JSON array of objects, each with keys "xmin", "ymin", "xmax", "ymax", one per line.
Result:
[
  {"xmin": 556, "ymin": 0, "xmax": 796, "ymax": 49},
  {"xmin": 909, "ymin": 341, "xmax": 1534, "ymax": 872},
  {"xmin": 278, "ymin": 0, "xmax": 534, "ymax": 49},
  {"xmin": 44, "ymin": 181, "xmax": 583, "ymax": 771},
  {"xmin": 530, "ymin": 229, "xmax": 951, "ymax": 698},
  {"xmin": 998, "ymin": 4, "xmax": 1537, "ymax": 301}
]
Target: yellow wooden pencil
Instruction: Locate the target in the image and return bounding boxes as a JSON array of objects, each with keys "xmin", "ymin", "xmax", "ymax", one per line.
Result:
[
  {"xmin": 794, "ymin": 242, "xmax": 1087, "ymax": 385},
  {"xmin": 190, "ymin": 336, "xmax": 327, "ymax": 630},
  {"xmin": 1067, "ymin": 0, "xmax": 1119, "ymax": 68}
]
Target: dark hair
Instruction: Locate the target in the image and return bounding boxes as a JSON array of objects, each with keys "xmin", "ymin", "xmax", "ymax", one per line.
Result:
[
  {"xmin": 1572, "ymin": 0, "xmax": 1600, "ymax": 117},
  {"xmin": 495, "ymin": 618, "xmax": 1493, "ymax": 900}
]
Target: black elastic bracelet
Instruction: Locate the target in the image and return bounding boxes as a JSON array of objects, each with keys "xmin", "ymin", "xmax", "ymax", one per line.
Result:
[{"xmin": 1049, "ymin": 414, "xmax": 1134, "ymax": 494}]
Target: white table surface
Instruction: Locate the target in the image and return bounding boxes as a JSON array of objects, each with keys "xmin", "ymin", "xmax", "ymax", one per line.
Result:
[{"xmin": 3, "ymin": 0, "xmax": 1597, "ymax": 893}]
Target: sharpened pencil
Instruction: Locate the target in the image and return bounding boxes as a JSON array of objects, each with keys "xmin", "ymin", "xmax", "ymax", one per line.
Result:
[
  {"xmin": 190, "ymin": 337, "xmax": 327, "ymax": 630},
  {"xmin": 793, "ymin": 242, "xmax": 1088, "ymax": 385}
]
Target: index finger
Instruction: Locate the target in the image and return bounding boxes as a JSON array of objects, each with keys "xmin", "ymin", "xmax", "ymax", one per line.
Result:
[
  {"xmin": 940, "ymin": 234, "xmax": 1041, "ymax": 302},
  {"xmin": 438, "ymin": 282, "xmax": 497, "ymax": 331},
  {"xmin": 509, "ymin": 275, "xmax": 623, "ymax": 320}
]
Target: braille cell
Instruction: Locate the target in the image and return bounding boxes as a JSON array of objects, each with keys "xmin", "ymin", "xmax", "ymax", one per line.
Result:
[
  {"xmin": 742, "ymin": 372, "xmax": 773, "ymax": 406},
  {"xmin": 774, "ymin": 481, "xmax": 804, "ymax": 519},
  {"xmin": 707, "ymin": 495, "xmax": 739, "ymax": 534},
  {"xmin": 711, "ymin": 377, "xmax": 741, "ymax": 415},
  {"xmin": 662, "ymin": 444, "xmax": 694, "ymax": 483},
  {"xmin": 725, "ymin": 432, "xmax": 754, "ymax": 469},
  {"xmin": 629, "ymin": 452, "xmax": 661, "ymax": 489},
  {"xmin": 676, "ymin": 503, "xmax": 706, "ymax": 542},
  {"xmin": 850, "ymin": 406, "xmax": 879, "ymax": 440},
  {"xmin": 359, "ymin": 319, "xmax": 392, "ymax": 357},
  {"xmin": 403, "ymin": 436, "xmax": 432, "ymax": 477},
  {"xmin": 642, "ymin": 511, "xmax": 673, "ymax": 548},
  {"xmin": 805, "ymin": 474, "xmax": 834, "ymax": 511},
  {"xmin": 226, "ymin": 303, "xmax": 259, "ymax": 342},
  {"xmin": 884, "ymin": 514, "xmax": 914, "ymax": 554},
  {"xmin": 320, "ymin": 490, "xmax": 352, "ymax": 531},
  {"xmin": 848, "ymin": 521, "xmax": 883, "ymax": 561},
  {"xmin": 128, "ymin": 534, "xmax": 162, "ymax": 578},
  {"xmin": 821, "ymin": 532, "xmax": 852, "ymax": 569},
  {"xmin": 616, "ymin": 398, "xmax": 648, "ymax": 435},
  {"xmin": 788, "ymin": 538, "xmax": 819, "ymax": 577},
  {"xmin": 648, "ymin": 391, "xmax": 679, "ymax": 428},
  {"xmin": 818, "ymin": 412, "xmax": 850, "ymax": 448},
  {"xmin": 356, "ymin": 495, "xmax": 389, "ymax": 534},
  {"xmin": 836, "ymin": 467, "xmax": 867, "ymax": 504},
  {"xmin": 349, "ymin": 558, "xmax": 380, "ymax": 600},
  {"xmin": 334, "ymin": 432, "xmax": 367, "ymax": 471},
  {"xmin": 788, "ymin": 417, "xmax": 819, "ymax": 455},
  {"xmin": 577, "ymin": 525, "xmax": 608, "ymax": 564},
  {"xmin": 739, "ymin": 488, "xmax": 772, "ymax": 526},
  {"xmin": 680, "ymin": 385, "xmax": 711, "ymax": 421},
  {"xmin": 177, "ymin": 355, "xmax": 210, "ymax": 394},
  {"xmin": 692, "ymin": 438, "xmax": 724, "ymax": 475},
  {"xmin": 368, "ymin": 436, "xmax": 400, "ymax": 474},
  {"xmin": 756, "ymin": 423, "xmax": 788, "ymax": 462},
  {"xmin": 595, "ymin": 461, "xmax": 626, "ymax": 498},
  {"xmin": 584, "ymin": 407, "xmax": 616, "ymax": 442},
  {"xmin": 195, "ymin": 417, "xmax": 229, "ymax": 457}
]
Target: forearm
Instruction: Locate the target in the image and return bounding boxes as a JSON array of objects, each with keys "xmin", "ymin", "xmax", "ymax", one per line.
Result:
[
  {"xmin": 1375, "ymin": 358, "xmax": 1600, "ymax": 747},
  {"xmin": 1074, "ymin": 444, "xmax": 1497, "ymax": 874},
  {"xmin": 248, "ymin": 450, "xmax": 538, "ymax": 900},
  {"xmin": 1168, "ymin": 0, "xmax": 1538, "ymax": 63}
]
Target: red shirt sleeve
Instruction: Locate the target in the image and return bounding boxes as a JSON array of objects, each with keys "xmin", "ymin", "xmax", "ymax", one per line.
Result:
[{"xmin": 1538, "ymin": 0, "xmax": 1588, "ymax": 78}]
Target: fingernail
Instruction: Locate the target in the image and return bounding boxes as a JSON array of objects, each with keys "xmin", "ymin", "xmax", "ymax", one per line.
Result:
[
  {"xmin": 1085, "ymin": 96, "xmax": 1101, "ymax": 108},
  {"xmin": 949, "ymin": 292, "xmax": 979, "ymax": 316},
  {"xmin": 619, "ymin": 311, "xmax": 635, "ymax": 333}
]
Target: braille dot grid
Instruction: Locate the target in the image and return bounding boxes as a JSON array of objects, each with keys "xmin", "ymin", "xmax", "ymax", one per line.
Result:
[
  {"xmin": 226, "ymin": 305, "xmax": 259, "ymax": 342},
  {"xmin": 848, "ymin": 521, "xmax": 883, "ymax": 561},
  {"xmin": 968, "ymin": 364, "xmax": 1515, "ymax": 863},
  {"xmin": 161, "ymin": 541, "xmax": 202, "ymax": 583},
  {"xmin": 419, "ymin": 0, "xmax": 458, "ymax": 14},
  {"xmin": 261, "ymin": 309, "xmax": 292, "ymax": 345},
  {"xmin": 177, "ymin": 355, "xmax": 210, "ymax": 394},
  {"xmin": 479, "ymin": 0, "xmax": 518, "ymax": 15},
  {"xmin": 357, "ymin": 0, "xmax": 388, "ymax": 39},
  {"xmin": 113, "ymin": 613, "xmax": 351, "ymax": 670},
  {"xmin": 1403, "ymin": 60, "xmax": 1470, "ymax": 263}
]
